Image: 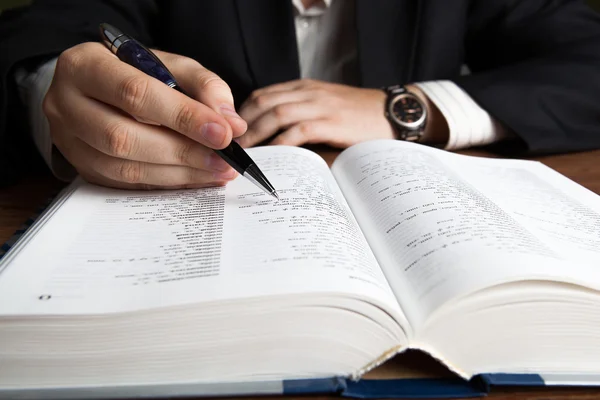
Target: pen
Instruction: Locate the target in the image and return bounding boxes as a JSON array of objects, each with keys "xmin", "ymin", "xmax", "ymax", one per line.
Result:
[{"xmin": 99, "ymin": 23, "xmax": 279, "ymax": 200}]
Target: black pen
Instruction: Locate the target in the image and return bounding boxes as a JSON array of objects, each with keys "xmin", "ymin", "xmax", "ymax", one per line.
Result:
[{"xmin": 99, "ymin": 23, "xmax": 279, "ymax": 200}]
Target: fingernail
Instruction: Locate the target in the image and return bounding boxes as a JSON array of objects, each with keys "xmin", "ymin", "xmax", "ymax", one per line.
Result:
[
  {"xmin": 201, "ymin": 122, "xmax": 226, "ymax": 147},
  {"xmin": 213, "ymin": 168, "xmax": 238, "ymax": 180},
  {"xmin": 208, "ymin": 153, "xmax": 231, "ymax": 172},
  {"xmin": 220, "ymin": 104, "xmax": 242, "ymax": 119}
]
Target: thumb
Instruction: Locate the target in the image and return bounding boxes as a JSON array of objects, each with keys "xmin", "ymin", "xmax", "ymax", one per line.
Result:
[{"xmin": 155, "ymin": 50, "xmax": 247, "ymax": 138}]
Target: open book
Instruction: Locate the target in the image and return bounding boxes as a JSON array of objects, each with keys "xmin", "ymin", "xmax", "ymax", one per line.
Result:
[{"xmin": 1, "ymin": 140, "xmax": 600, "ymax": 399}]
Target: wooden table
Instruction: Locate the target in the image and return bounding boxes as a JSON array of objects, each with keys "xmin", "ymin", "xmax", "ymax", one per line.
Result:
[{"xmin": 1, "ymin": 147, "xmax": 600, "ymax": 400}]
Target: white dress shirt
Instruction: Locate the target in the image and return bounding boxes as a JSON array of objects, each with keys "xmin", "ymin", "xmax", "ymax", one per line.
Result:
[{"xmin": 17, "ymin": 0, "xmax": 507, "ymax": 178}]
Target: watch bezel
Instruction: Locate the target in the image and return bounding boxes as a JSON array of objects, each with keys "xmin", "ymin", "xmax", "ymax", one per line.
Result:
[{"xmin": 387, "ymin": 93, "xmax": 428, "ymax": 131}]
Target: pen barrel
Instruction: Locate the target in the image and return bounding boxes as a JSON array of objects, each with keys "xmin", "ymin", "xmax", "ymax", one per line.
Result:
[
  {"xmin": 116, "ymin": 39, "xmax": 178, "ymax": 87},
  {"xmin": 215, "ymin": 142, "xmax": 254, "ymax": 174}
]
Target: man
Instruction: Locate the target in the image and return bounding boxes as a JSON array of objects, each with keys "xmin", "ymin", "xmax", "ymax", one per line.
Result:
[{"xmin": 0, "ymin": 0, "xmax": 599, "ymax": 189}]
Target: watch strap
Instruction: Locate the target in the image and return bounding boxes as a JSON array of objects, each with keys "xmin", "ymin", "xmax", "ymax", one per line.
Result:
[{"xmin": 384, "ymin": 84, "xmax": 406, "ymax": 97}]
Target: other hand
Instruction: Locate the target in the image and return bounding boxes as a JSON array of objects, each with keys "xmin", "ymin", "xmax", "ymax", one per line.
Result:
[
  {"xmin": 237, "ymin": 79, "xmax": 395, "ymax": 148},
  {"xmin": 43, "ymin": 42, "xmax": 247, "ymax": 190}
]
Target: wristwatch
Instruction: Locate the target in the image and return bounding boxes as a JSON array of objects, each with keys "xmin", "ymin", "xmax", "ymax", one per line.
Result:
[{"xmin": 383, "ymin": 85, "xmax": 427, "ymax": 142}]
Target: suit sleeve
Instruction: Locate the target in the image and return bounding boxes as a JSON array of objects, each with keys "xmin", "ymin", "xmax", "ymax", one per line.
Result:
[
  {"xmin": 0, "ymin": 0, "xmax": 158, "ymax": 185},
  {"xmin": 454, "ymin": 0, "xmax": 600, "ymax": 155}
]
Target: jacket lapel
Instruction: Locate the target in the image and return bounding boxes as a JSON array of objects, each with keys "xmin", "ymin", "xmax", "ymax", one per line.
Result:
[
  {"xmin": 355, "ymin": 0, "xmax": 418, "ymax": 87},
  {"xmin": 234, "ymin": 0, "xmax": 300, "ymax": 88}
]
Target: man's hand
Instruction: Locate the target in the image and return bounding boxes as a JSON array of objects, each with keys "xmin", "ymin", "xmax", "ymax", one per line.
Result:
[
  {"xmin": 237, "ymin": 79, "xmax": 448, "ymax": 149},
  {"xmin": 237, "ymin": 79, "xmax": 394, "ymax": 148},
  {"xmin": 43, "ymin": 42, "xmax": 247, "ymax": 190}
]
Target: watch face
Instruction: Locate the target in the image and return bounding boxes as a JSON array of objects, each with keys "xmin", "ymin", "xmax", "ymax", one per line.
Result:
[{"xmin": 390, "ymin": 94, "xmax": 426, "ymax": 129}]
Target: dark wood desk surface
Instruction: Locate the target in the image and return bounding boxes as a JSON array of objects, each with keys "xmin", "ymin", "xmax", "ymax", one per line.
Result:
[{"xmin": 1, "ymin": 148, "xmax": 600, "ymax": 400}]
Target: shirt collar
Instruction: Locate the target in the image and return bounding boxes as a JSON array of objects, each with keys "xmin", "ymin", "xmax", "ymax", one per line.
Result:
[{"xmin": 291, "ymin": 0, "xmax": 332, "ymax": 16}]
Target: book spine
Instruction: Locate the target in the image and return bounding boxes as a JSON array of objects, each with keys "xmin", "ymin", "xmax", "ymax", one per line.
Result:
[
  {"xmin": 341, "ymin": 378, "xmax": 485, "ymax": 399},
  {"xmin": 477, "ymin": 373, "xmax": 545, "ymax": 387},
  {"xmin": 283, "ymin": 377, "xmax": 346, "ymax": 395}
]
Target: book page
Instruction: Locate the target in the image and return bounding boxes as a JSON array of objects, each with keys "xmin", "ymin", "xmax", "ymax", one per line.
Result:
[
  {"xmin": 0, "ymin": 147, "xmax": 404, "ymax": 324},
  {"xmin": 332, "ymin": 140, "xmax": 600, "ymax": 328},
  {"xmin": 456, "ymin": 156, "xmax": 600, "ymax": 264}
]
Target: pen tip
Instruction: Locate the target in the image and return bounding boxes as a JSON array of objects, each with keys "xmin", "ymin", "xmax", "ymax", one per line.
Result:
[{"xmin": 272, "ymin": 191, "xmax": 280, "ymax": 201}]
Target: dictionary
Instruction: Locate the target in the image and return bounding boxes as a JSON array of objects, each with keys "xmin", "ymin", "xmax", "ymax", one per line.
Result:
[{"xmin": 1, "ymin": 140, "xmax": 600, "ymax": 399}]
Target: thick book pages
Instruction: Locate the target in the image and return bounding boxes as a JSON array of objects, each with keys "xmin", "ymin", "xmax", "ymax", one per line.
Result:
[
  {"xmin": 0, "ymin": 146, "xmax": 409, "ymax": 393},
  {"xmin": 1, "ymin": 140, "xmax": 600, "ymax": 399},
  {"xmin": 332, "ymin": 140, "xmax": 600, "ymax": 379}
]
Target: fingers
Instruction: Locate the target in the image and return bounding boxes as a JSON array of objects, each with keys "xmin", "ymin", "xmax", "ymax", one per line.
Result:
[
  {"xmin": 67, "ymin": 43, "xmax": 233, "ymax": 149},
  {"xmin": 238, "ymin": 89, "xmax": 316, "ymax": 127},
  {"xmin": 237, "ymin": 101, "xmax": 325, "ymax": 148},
  {"xmin": 48, "ymin": 43, "xmax": 248, "ymax": 190},
  {"xmin": 155, "ymin": 50, "xmax": 247, "ymax": 138},
  {"xmin": 64, "ymin": 94, "xmax": 234, "ymax": 173},
  {"xmin": 243, "ymin": 79, "xmax": 309, "ymax": 100},
  {"xmin": 65, "ymin": 137, "xmax": 237, "ymax": 189},
  {"xmin": 236, "ymin": 79, "xmax": 329, "ymax": 147},
  {"xmin": 269, "ymin": 121, "xmax": 330, "ymax": 147},
  {"xmin": 79, "ymin": 170, "xmax": 229, "ymax": 191}
]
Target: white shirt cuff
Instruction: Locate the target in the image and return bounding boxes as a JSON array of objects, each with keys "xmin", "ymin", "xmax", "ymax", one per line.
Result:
[
  {"xmin": 414, "ymin": 80, "xmax": 511, "ymax": 151},
  {"xmin": 14, "ymin": 56, "xmax": 77, "ymax": 181}
]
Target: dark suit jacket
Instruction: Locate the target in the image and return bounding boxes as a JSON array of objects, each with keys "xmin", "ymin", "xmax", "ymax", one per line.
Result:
[{"xmin": 1, "ymin": 0, "xmax": 600, "ymax": 184}]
